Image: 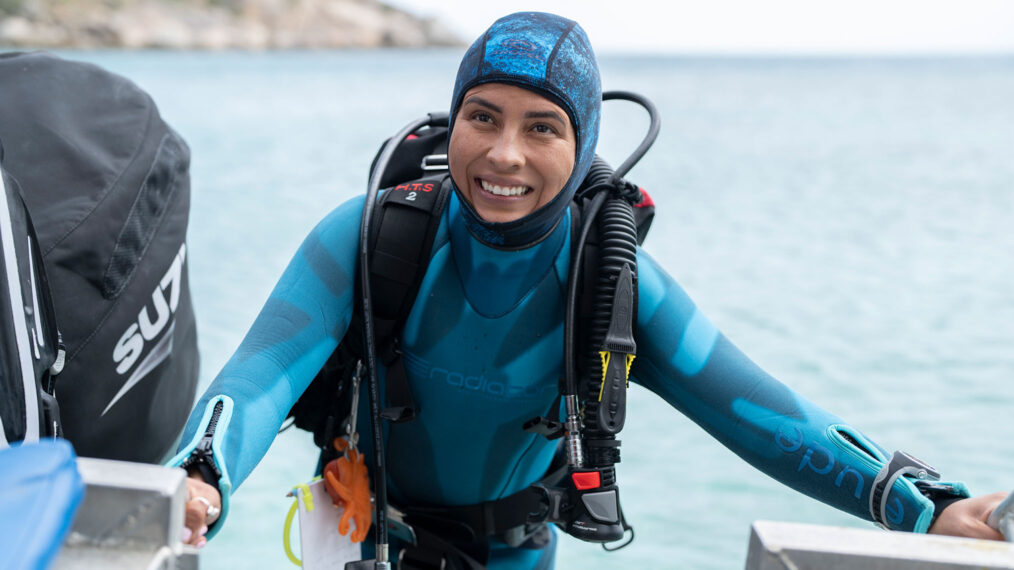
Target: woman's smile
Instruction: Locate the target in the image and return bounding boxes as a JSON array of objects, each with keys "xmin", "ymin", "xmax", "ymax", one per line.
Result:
[{"xmin": 449, "ymin": 83, "xmax": 576, "ymax": 224}]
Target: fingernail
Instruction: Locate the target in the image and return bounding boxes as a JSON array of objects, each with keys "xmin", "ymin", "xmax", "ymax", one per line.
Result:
[
  {"xmin": 199, "ymin": 525, "xmax": 208, "ymax": 537},
  {"xmin": 182, "ymin": 527, "xmax": 193, "ymax": 542},
  {"xmin": 197, "ymin": 538, "xmax": 207, "ymax": 549}
]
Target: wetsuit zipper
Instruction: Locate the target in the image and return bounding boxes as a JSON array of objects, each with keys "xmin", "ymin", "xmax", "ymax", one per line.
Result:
[{"xmin": 182, "ymin": 400, "xmax": 224, "ymax": 487}]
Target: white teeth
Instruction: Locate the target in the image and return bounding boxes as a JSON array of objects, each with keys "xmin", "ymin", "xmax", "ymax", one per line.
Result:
[{"xmin": 481, "ymin": 179, "xmax": 529, "ymax": 197}]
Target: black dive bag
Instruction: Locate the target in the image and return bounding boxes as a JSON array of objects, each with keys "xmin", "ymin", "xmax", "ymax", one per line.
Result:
[
  {"xmin": 0, "ymin": 52, "xmax": 199, "ymax": 463},
  {"xmin": 0, "ymin": 157, "xmax": 61, "ymax": 448}
]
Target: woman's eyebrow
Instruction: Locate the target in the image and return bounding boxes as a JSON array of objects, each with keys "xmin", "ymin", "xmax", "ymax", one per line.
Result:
[
  {"xmin": 524, "ymin": 110, "xmax": 566, "ymax": 126},
  {"xmin": 462, "ymin": 96, "xmax": 567, "ymax": 126},
  {"xmin": 462, "ymin": 95, "xmax": 502, "ymax": 113}
]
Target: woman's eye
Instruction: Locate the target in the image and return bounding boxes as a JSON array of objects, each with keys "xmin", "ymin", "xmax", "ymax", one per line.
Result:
[
  {"xmin": 533, "ymin": 124, "xmax": 555, "ymax": 135},
  {"xmin": 473, "ymin": 111, "xmax": 493, "ymax": 123}
]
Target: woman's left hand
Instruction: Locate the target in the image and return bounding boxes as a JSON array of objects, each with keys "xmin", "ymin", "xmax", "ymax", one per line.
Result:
[{"xmin": 928, "ymin": 492, "xmax": 1008, "ymax": 540}]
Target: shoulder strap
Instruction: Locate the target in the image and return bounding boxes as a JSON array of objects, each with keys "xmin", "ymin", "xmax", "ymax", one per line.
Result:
[
  {"xmin": 364, "ymin": 175, "xmax": 452, "ymax": 422},
  {"xmin": 366, "ymin": 176, "xmax": 450, "ymax": 343},
  {"xmin": 286, "ymin": 175, "xmax": 451, "ymax": 448}
]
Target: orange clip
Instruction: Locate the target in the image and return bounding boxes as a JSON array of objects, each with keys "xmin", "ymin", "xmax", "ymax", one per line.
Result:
[{"xmin": 322, "ymin": 438, "xmax": 372, "ymax": 543}]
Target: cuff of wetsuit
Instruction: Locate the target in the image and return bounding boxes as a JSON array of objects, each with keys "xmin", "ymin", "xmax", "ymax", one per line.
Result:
[
  {"xmin": 929, "ymin": 495, "xmax": 966, "ymax": 529},
  {"xmin": 167, "ymin": 395, "xmax": 235, "ymax": 540},
  {"xmin": 920, "ymin": 479, "xmax": 973, "ymax": 531},
  {"xmin": 878, "ymin": 476, "xmax": 970, "ymax": 533},
  {"xmin": 883, "ymin": 478, "xmax": 970, "ymax": 533},
  {"xmin": 827, "ymin": 426, "xmax": 970, "ymax": 533}
]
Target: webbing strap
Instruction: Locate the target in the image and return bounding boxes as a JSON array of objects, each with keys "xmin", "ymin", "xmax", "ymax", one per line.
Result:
[
  {"xmin": 367, "ymin": 176, "xmax": 451, "ymax": 423},
  {"xmin": 401, "ymin": 457, "xmax": 568, "ymax": 539},
  {"xmin": 399, "ymin": 525, "xmax": 487, "ymax": 570}
]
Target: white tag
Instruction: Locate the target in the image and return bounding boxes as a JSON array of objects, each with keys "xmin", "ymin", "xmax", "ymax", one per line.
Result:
[{"xmin": 296, "ymin": 479, "xmax": 362, "ymax": 569}]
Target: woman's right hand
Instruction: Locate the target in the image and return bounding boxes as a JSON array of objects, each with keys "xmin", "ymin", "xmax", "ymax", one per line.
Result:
[
  {"xmin": 183, "ymin": 471, "xmax": 222, "ymax": 548},
  {"xmin": 928, "ymin": 492, "xmax": 1007, "ymax": 540}
]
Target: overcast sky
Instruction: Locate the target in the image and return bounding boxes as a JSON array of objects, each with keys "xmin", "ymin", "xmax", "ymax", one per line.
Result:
[{"xmin": 387, "ymin": 0, "xmax": 1014, "ymax": 54}]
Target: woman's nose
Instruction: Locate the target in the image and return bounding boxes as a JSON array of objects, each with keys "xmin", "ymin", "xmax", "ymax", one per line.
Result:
[{"xmin": 486, "ymin": 131, "xmax": 524, "ymax": 171}]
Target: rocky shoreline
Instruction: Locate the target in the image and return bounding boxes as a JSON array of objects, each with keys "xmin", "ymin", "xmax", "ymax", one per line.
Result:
[{"xmin": 0, "ymin": 0, "xmax": 462, "ymax": 49}]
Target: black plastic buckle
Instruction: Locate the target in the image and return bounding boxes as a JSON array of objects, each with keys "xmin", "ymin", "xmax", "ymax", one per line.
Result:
[
  {"xmin": 522, "ymin": 416, "xmax": 564, "ymax": 440},
  {"xmin": 380, "ymin": 406, "xmax": 416, "ymax": 423}
]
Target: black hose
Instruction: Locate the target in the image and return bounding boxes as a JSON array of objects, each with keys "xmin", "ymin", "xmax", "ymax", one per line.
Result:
[
  {"xmin": 565, "ymin": 91, "xmax": 658, "ymax": 483},
  {"xmin": 581, "ymin": 196, "xmax": 637, "ymax": 442},
  {"xmin": 563, "ymin": 188, "xmax": 605, "ymax": 399},
  {"xmin": 360, "ymin": 112, "xmax": 445, "ymax": 565},
  {"xmin": 601, "ymin": 91, "xmax": 660, "ymax": 183},
  {"xmin": 575, "ymin": 160, "xmax": 638, "ymax": 479}
]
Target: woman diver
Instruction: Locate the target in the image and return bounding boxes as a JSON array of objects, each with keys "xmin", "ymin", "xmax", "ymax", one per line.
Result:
[{"xmin": 172, "ymin": 11, "xmax": 1007, "ymax": 568}]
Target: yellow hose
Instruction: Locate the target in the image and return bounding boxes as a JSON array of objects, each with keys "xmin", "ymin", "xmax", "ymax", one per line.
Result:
[{"xmin": 282, "ymin": 497, "xmax": 301, "ymax": 566}]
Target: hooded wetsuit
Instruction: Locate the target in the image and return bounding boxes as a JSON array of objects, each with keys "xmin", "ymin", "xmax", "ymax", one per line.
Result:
[{"xmin": 171, "ymin": 11, "xmax": 968, "ymax": 570}]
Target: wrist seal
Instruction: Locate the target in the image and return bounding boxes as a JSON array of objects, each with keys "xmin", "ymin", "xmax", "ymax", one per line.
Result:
[{"xmin": 869, "ymin": 450, "xmax": 939, "ymax": 528}]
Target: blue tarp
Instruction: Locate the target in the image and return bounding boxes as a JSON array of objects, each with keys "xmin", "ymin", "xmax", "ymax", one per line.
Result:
[{"xmin": 0, "ymin": 439, "xmax": 83, "ymax": 570}]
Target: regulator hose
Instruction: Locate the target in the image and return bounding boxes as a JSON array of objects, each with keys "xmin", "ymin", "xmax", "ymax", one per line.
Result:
[
  {"xmin": 578, "ymin": 159, "xmax": 639, "ymax": 470},
  {"xmin": 551, "ymin": 90, "xmax": 657, "ymax": 549},
  {"xmin": 359, "ymin": 112, "xmax": 447, "ymax": 569}
]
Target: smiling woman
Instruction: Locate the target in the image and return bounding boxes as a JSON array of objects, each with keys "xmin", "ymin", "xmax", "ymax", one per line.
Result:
[
  {"xmin": 167, "ymin": 9, "xmax": 1009, "ymax": 570},
  {"xmin": 443, "ymin": 11, "xmax": 602, "ymax": 248},
  {"xmin": 449, "ymin": 84, "xmax": 576, "ymax": 223}
]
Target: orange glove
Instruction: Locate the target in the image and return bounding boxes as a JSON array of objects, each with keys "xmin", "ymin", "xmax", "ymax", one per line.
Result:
[{"xmin": 322, "ymin": 438, "xmax": 372, "ymax": 543}]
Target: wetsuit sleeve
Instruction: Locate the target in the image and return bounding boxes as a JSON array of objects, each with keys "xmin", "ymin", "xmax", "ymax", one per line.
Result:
[
  {"xmin": 168, "ymin": 195, "xmax": 364, "ymax": 536},
  {"xmin": 630, "ymin": 248, "xmax": 969, "ymax": 533}
]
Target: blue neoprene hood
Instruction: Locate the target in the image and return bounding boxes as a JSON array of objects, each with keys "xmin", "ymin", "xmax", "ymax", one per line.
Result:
[{"xmin": 449, "ymin": 12, "xmax": 602, "ymax": 248}]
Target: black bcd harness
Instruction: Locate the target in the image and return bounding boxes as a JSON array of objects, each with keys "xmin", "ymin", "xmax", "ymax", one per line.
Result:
[{"xmin": 286, "ymin": 93, "xmax": 659, "ymax": 568}]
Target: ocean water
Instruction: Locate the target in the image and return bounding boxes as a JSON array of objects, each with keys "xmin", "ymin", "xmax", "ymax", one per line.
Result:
[{"xmin": 52, "ymin": 49, "xmax": 1014, "ymax": 569}]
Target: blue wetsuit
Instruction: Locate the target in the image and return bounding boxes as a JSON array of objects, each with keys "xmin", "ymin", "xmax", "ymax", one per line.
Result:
[
  {"xmin": 174, "ymin": 12, "xmax": 971, "ymax": 568},
  {"xmin": 172, "ymin": 187, "xmax": 966, "ymax": 568}
]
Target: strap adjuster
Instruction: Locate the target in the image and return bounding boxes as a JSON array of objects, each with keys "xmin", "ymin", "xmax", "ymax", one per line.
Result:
[
  {"xmin": 869, "ymin": 450, "xmax": 940, "ymax": 528},
  {"xmin": 420, "ymin": 154, "xmax": 448, "ymax": 171}
]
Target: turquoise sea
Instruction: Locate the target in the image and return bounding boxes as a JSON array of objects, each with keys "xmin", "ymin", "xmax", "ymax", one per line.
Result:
[{"xmin": 49, "ymin": 49, "xmax": 1014, "ymax": 568}]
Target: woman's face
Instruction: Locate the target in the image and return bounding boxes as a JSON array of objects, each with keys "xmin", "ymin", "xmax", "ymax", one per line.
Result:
[{"xmin": 449, "ymin": 83, "xmax": 576, "ymax": 224}]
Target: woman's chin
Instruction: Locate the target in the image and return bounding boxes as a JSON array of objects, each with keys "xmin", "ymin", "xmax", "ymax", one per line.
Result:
[
  {"xmin": 470, "ymin": 199, "xmax": 534, "ymax": 224},
  {"xmin": 477, "ymin": 209, "xmax": 526, "ymax": 224}
]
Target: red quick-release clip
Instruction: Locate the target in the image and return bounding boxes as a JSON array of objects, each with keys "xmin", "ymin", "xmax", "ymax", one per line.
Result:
[
  {"xmin": 571, "ymin": 471, "xmax": 601, "ymax": 490},
  {"xmin": 634, "ymin": 188, "xmax": 654, "ymax": 208}
]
